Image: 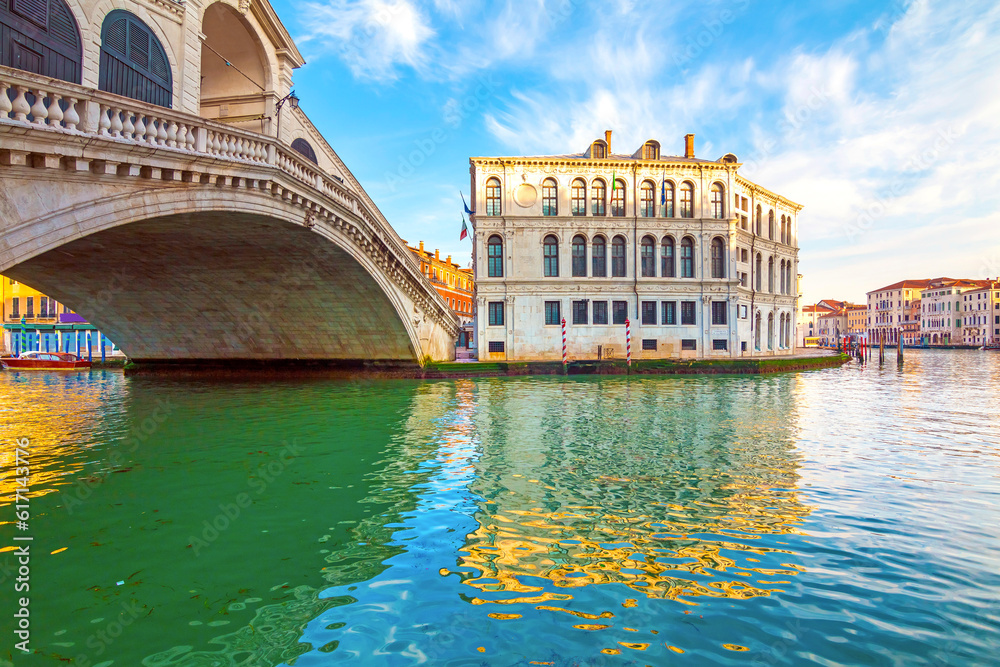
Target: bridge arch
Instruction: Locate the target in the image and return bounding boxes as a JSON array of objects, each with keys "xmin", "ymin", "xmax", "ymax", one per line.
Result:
[{"xmin": 1, "ymin": 187, "xmax": 439, "ymax": 363}]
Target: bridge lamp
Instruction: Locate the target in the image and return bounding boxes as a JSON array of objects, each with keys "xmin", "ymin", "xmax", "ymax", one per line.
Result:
[{"xmin": 275, "ymin": 90, "xmax": 299, "ymax": 139}]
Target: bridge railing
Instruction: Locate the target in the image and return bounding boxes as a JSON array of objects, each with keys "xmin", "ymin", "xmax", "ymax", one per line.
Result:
[{"xmin": 0, "ymin": 66, "xmax": 359, "ymax": 202}]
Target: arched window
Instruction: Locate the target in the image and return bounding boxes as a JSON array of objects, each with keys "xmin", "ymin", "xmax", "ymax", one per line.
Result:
[
  {"xmin": 755, "ymin": 254, "xmax": 762, "ymax": 291},
  {"xmin": 611, "ymin": 179, "xmax": 626, "ymax": 217},
  {"xmin": 780, "ymin": 215, "xmax": 786, "ymax": 245},
  {"xmin": 661, "ymin": 236, "xmax": 675, "ymax": 278},
  {"xmin": 611, "ymin": 236, "xmax": 626, "ymax": 277},
  {"xmin": 543, "ymin": 234, "xmax": 559, "ymax": 277},
  {"xmin": 486, "ymin": 177, "xmax": 502, "ymax": 216},
  {"xmin": 591, "ymin": 179, "xmax": 606, "ymax": 216},
  {"xmin": 755, "ymin": 311, "xmax": 762, "ymax": 350},
  {"xmin": 663, "ymin": 181, "xmax": 675, "ymax": 218},
  {"xmin": 711, "ymin": 183, "xmax": 724, "ymax": 219},
  {"xmin": 779, "ymin": 260, "xmax": 786, "ymax": 294},
  {"xmin": 680, "ymin": 237, "xmax": 694, "ymax": 278},
  {"xmin": 571, "ymin": 179, "xmax": 586, "ymax": 216},
  {"xmin": 542, "ymin": 178, "xmax": 558, "ymax": 216},
  {"xmin": 755, "ymin": 205, "xmax": 762, "ymax": 236},
  {"xmin": 768, "ymin": 210, "xmax": 775, "ymax": 239},
  {"xmin": 640, "ymin": 181, "xmax": 655, "ymax": 217},
  {"xmin": 767, "ymin": 313, "xmax": 774, "ymax": 350},
  {"xmin": 779, "ymin": 314, "xmax": 785, "ymax": 348},
  {"xmin": 487, "ymin": 235, "xmax": 503, "ymax": 277},
  {"xmin": 100, "ymin": 10, "xmax": 172, "ymax": 107},
  {"xmin": 680, "ymin": 182, "xmax": 694, "ymax": 218},
  {"xmin": 592, "ymin": 235, "xmax": 607, "ymax": 277},
  {"xmin": 768, "ymin": 256, "xmax": 775, "ymax": 293},
  {"xmin": 291, "ymin": 138, "xmax": 317, "ymax": 164},
  {"xmin": 640, "ymin": 236, "xmax": 655, "ymax": 277},
  {"xmin": 643, "ymin": 142, "xmax": 659, "ymax": 159},
  {"xmin": 711, "ymin": 238, "xmax": 725, "ymax": 278},
  {"xmin": 592, "ymin": 141, "xmax": 606, "ymax": 158},
  {"xmin": 0, "ymin": 0, "xmax": 82, "ymax": 83},
  {"xmin": 572, "ymin": 235, "xmax": 587, "ymax": 277}
]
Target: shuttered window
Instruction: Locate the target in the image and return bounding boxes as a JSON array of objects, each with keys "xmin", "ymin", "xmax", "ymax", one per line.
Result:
[
  {"xmin": 0, "ymin": 0, "xmax": 82, "ymax": 82},
  {"xmin": 99, "ymin": 10, "xmax": 172, "ymax": 108}
]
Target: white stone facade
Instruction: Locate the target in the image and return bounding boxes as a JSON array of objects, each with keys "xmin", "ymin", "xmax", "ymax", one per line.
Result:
[{"xmin": 470, "ymin": 135, "xmax": 801, "ymax": 361}]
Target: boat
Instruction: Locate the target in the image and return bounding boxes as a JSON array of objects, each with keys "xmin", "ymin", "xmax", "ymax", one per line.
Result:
[
  {"xmin": 981, "ymin": 342, "xmax": 1000, "ymax": 351},
  {"xmin": 1, "ymin": 351, "xmax": 92, "ymax": 370}
]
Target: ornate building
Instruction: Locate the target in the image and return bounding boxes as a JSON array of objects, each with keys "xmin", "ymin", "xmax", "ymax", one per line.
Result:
[{"xmin": 469, "ymin": 132, "xmax": 801, "ymax": 361}]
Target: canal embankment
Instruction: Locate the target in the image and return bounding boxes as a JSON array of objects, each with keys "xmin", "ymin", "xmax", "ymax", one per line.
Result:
[{"xmin": 121, "ymin": 353, "xmax": 849, "ymax": 379}]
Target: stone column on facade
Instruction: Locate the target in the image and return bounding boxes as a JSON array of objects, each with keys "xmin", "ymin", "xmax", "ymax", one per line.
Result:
[{"xmin": 505, "ymin": 294, "xmax": 515, "ymax": 360}]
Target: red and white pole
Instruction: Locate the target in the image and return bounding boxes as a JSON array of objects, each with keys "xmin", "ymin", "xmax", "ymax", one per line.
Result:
[
  {"xmin": 625, "ymin": 317, "xmax": 632, "ymax": 366},
  {"xmin": 561, "ymin": 317, "xmax": 567, "ymax": 366}
]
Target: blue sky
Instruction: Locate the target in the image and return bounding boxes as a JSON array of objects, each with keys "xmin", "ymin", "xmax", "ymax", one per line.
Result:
[{"xmin": 270, "ymin": 0, "xmax": 1000, "ymax": 305}]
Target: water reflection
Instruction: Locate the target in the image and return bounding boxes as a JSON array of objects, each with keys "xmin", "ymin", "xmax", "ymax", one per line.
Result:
[{"xmin": 455, "ymin": 377, "xmax": 811, "ymax": 609}]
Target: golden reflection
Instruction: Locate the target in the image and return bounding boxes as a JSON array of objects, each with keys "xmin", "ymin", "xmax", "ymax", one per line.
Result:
[{"xmin": 454, "ymin": 377, "xmax": 813, "ymax": 611}]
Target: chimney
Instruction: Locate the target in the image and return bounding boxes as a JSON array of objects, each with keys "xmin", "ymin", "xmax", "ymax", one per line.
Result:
[
  {"xmin": 419, "ymin": 240, "xmax": 424, "ymax": 253},
  {"xmin": 435, "ymin": 248, "xmax": 440, "ymax": 260},
  {"xmin": 684, "ymin": 133, "xmax": 695, "ymax": 158},
  {"xmin": 446, "ymin": 255, "xmax": 451, "ymax": 265},
  {"xmin": 604, "ymin": 129, "xmax": 612, "ymax": 153}
]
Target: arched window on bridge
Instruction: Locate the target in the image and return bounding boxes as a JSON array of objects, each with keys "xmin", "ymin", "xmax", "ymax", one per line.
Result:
[
  {"xmin": 291, "ymin": 138, "xmax": 317, "ymax": 164},
  {"xmin": 0, "ymin": 0, "xmax": 82, "ymax": 83},
  {"xmin": 200, "ymin": 2, "xmax": 269, "ymax": 128},
  {"xmin": 99, "ymin": 10, "xmax": 172, "ymax": 108}
]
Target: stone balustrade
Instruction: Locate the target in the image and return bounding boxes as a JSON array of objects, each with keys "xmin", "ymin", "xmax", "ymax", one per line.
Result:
[{"xmin": 0, "ymin": 66, "xmax": 341, "ymax": 190}]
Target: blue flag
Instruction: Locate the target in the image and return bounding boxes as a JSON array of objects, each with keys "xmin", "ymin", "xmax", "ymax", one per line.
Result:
[
  {"xmin": 460, "ymin": 192, "xmax": 474, "ymax": 216},
  {"xmin": 660, "ymin": 179, "xmax": 666, "ymax": 205}
]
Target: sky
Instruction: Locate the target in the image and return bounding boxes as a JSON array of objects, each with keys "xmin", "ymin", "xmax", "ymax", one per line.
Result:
[{"xmin": 269, "ymin": 0, "xmax": 1000, "ymax": 306}]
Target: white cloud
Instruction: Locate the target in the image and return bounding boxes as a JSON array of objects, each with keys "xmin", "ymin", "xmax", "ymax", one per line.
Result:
[{"xmin": 297, "ymin": 0, "xmax": 434, "ymax": 81}]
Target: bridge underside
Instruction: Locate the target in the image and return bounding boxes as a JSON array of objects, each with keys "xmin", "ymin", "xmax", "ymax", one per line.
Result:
[{"xmin": 5, "ymin": 213, "xmax": 419, "ymax": 362}]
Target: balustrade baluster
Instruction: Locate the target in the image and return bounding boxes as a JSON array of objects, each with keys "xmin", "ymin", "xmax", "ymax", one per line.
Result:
[
  {"xmin": 98, "ymin": 104, "xmax": 112, "ymax": 135},
  {"xmin": 109, "ymin": 107, "xmax": 123, "ymax": 136},
  {"xmin": 63, "ymin": 98, "xmax": 79, "ymax": 131},
  {"xmin": 156, "ymin": 119, "xmax": 168, "ymax": 145},
  {"xmin": 176, "ymin": 124, "xmax": 187, "ymax": 150},
  {"xmin": 46, "ymin": 94, "xmax": 64, "ymax": 127},
  {"xmin": 121, "ymin": 110, "xmax": 135, "ymax": 140},
  {"xmin": 145, "ymin": 117, "xmax": 158, "ymax": 144},
  {"xmin": 30, "ymin": 89, "xmax": 48, "ymax": 125},
  {"xmin": 0, "ymin": 81, "xmax": 12, "ymax": 119},
  {"xmin": 133, "ymin": 114, "xmax": 145, "ymax": 140},
  {"xmin": 12, "ymin": 86, "xmax": 31, "ymax": 122},
  {"xmin": 212, "ymin": 131, "xmax": 222, "ymax": 154},
  {"xmin": 167, "ymin": 121, "xmax": 178, "ymax": 147}
]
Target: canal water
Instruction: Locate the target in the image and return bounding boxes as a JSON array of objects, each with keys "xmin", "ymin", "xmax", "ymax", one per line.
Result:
[{"xmin": 1, "ymin": 350, "xmax": 999, "ymax": 666}]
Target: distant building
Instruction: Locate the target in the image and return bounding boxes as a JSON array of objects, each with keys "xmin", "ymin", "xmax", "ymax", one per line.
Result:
[
  {"xmin": 1, "ymin": 275, "xmax": 118, "ymax": 357},
  {"xmin": 798, "ymin": 303, "xmax": 833, "ymax": 345},
  {"xmin": 846, "ymin": 304, "xmax": 867, "ymax": 342},
  {"xmin": 469, "ymin": 132, "xmax": 801, "ymax": 361},
  {"xmin": 405, "ymin": 241, "xmax": 475, "ymax": 350},
  {"xmin": 867, "ymin": 280, "xmax": 933, "ymax": 345},
  {"xmin": 919, "ymin": 278, "xmax": 989, "ymax": 346},
  {"xmin": 960, "ymin": 281, "xmax": 1000, "ymax": 347}
]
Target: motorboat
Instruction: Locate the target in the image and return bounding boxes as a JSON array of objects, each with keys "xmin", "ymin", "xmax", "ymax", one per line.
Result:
[{"xmin": 1, "ymin": 351, "xmax": 92, "ymax": 370}]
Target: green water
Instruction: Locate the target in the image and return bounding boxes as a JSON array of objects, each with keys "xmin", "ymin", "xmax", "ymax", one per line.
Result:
[{"xmin": 0, "ymin": 350, "xmax": 999, "ymax": 665}]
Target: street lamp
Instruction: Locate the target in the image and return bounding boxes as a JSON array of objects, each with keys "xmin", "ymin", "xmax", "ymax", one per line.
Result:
[{"xmin": 275, "ymin": 90, "xmax": 299, "ymax": 139}]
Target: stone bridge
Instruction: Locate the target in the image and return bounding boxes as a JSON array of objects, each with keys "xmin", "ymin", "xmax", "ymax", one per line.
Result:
[{"xmin": 0, "ymin": 0, "xmax": 458, "ymax": 364}]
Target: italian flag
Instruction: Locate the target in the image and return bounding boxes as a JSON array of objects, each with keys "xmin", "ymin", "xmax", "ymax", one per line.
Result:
[{"xmin": 460, "ymin": 216, "xmax": 469, "ymax": 241}]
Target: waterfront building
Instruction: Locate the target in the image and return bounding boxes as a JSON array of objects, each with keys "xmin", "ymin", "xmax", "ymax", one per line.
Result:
[
  {"xmin": 469, "ymin": 132, "xmax": 801, "ymax": 361},
  {"xmin": 919, "ymin": 278, "xmax": 989, "ymax": 346},
  {"xmin": 406, "ymin": 241, "xmax": 475, "ymax": 354},
  {"xmin": 1, "ymin": 275, "xmax": 118, "ymax": 357},
  {"xmin": 798, "ymin": 303, "xmax": 833, "ymax": 346},
  {"xmin": 816, "ymin": 307, "xmax": 845, "ymax": 347},
  {"xmin": 960, "ymin": 281, "xmax": 1000, "ymax": 347},
  {"xmin": 846, "ymin": 304, "xmax": 867, "ymax": 342},
  {"xmin": 867, "ymin": 280, "xmax": 933, "ymax": 345},
  {"xmin": 406, "ymin": 241, "xmax": 475, "ymax": 324}
]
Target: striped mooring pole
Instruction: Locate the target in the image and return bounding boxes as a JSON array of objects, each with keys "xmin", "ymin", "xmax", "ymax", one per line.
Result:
[
  {"xmin": 561, "ymin": 317, "xmax": 567, "ymax": 366},
  {"xmin": 625, "ymin": 318, "xmax": 632, "ymax": 367}
]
